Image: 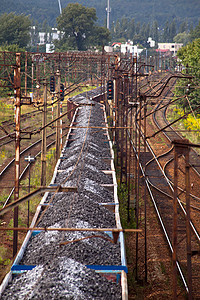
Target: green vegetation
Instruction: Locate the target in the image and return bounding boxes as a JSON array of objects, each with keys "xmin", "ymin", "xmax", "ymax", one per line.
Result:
[
  {"xmin": 174, "ymin": 38, "xmax": 200, "ymax": 115},
  {"xmin": 0, "ymin": 2, "xmax": 200, "ymax": 52},
  {"xmin": 0, "ymin": 13, "xmax": 31, "ymax": 48},
  {"xmin": 56, "ymin": 3, "xmax": 110, "ymax": 51},
  {"xmin": 168, "ymin": 105, "xmax": 200, "ymax": 148},
  {"xmin": 0, "ymin": 246, "xmax": 10, "ymax": 265},
  {"xmin": 190, "ymin": 21, "xmax": 200, "ymax": 41},
  {"xmin": 1, "ymin": 0, "xmax": 200, "ymax": 32},
  {"xmin": 0, "ymin": 1, "xmax": 200, "ymax": 52},
  {"xmin": 118, "ymin": 183, "xmax": 135, "ymax": 229},
  {"xmin": 0, "ymin": 99, "xmax": 13, "ymax": 122}
]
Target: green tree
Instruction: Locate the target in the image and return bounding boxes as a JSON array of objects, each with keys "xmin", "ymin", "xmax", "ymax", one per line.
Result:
[
  {"xmin": 175, "ymin": 38, "xmax": 200, "ymax": 113},
  {"xmin": 135, "ymin": 22, "xmax": 141, "ymax": 35},
  {"xmin": 128, "ymin": 18, "xmax": 135, "ymax": 40},
  {"xmin": 121, "ymin": 17, "xmax": 129, "ymax": 40},
  {"xmin": 190, "ymin": 21, "xmax": 200, "ymax": 40},
  {"xmin": 92, "ymin": 26, "xmax": 111, "ymax": 47},
  {"xmin": 179, "ymin": 21, "xmax": 188, "ymax": 33},
  {"xmin": 0, "ymin": 13, "xmax": 31, "ymax": 48},
  {"xmin": 169, "ymin": 20, "xmax": 177, "ymax": 42},
  {"xmin": 140, "ymin": 23, "xmax": 150, "ymax": 43},
  {"xmin": 151, "ymin": 21, "xmax": 159, "ymax": 43},
  {"xmin": 163, "ymin": 21, "xmax": 170, "ymax": 42},
  {"xmin": 114, "ymin": 20, "xmax": 121, "ymax": 39},
  {"xmin": 173, "ymin": 32, "xmax": 191, "ymax": 45},
  {"xmin": 56, "ymin": 3, "xmax": 98, "ymax": 50}
]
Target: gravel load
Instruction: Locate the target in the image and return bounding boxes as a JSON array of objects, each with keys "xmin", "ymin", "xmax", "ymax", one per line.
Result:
[
  {"xmin": 2, "ymin": 89, "xmax": 123, "ymax": 299},
  {"xmin": 2, "ymin": 259, "xmax": 121, "ymax": 300}
]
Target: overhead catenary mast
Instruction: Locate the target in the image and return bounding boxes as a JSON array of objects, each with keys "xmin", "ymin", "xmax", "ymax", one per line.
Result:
[
  {"xmin": 58, "ymin": 0, "xmax": 62, "ymax": 14},
  {"xmin": 106, "ymin": 0, "xmax": 111, "ymax": 30}
]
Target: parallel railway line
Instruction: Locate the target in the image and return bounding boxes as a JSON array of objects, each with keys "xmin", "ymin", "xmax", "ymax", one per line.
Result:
[
  {"xmin": 135, "ymin": 76, "xmax": 200, "ymax": 297},
  {"xmin": 0, "ymin": 129, "xmax": 71, "ymax": 208}
]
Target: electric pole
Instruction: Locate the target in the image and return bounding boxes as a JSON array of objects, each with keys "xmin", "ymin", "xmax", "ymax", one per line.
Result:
[{"xmin": 13, "ymin": 53, "xmax": 21, "ymax": 257}]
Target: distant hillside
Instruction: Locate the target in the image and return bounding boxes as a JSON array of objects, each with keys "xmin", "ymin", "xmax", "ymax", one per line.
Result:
[{"xmin": 1, "ymin": 0, "xmax": 200, "ymax": 28}]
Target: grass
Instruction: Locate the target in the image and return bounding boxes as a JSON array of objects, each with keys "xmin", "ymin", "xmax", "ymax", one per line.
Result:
[
  {"xmin": 118, "ymin": 183, "xmax": 136, "ymax": 229},
  {"xmin": 20, "ymin": 147, "xmax": 57, "ymax": 215},
  {"xmin": 167, "ymin": 105, "xmax": 200, "ymax": 153},
  {"xmin": 65, "ymin": 85, "xmax": 96, "ymax": 100},
  {"xmin": 0, "ymin": 193, "xmax": 9, "ymax": 209},
  {"xmin": 0, "ymin": 98, "xmax": 13, "ymax": 124},
  {"xmin": 0, "ymin": 246, "xmax": 10, "ymax": 266}
]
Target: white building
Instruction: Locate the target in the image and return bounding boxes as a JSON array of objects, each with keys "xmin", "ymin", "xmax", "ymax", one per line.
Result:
[
  {"xmin": 121, "ymin": 41, "xmax": 143, "ymax": 56},
  {"xmin": 105, "ymin": 41, "xmax": 143, "ymax": 56},
  {"xmin": 158, "ymin": 43, "xmax": 183, "ymax": 56},
  {"xmin": 30, "ymin": 27, "xmax": 63, "ymax": 52},
  {"xmin": 147, "ymin": 37, "xmax": 155, "ymax": 48},
  {"xmin": 104, "ymin": 46, "xmax": 113, "ymax": 52},
  {"xmin": 38, "ymin": 32, "xmax": 46, "ymax": 45},
  {"xmin": 38, "ymin": 28, "xmax": 62, "ymax": 45}
]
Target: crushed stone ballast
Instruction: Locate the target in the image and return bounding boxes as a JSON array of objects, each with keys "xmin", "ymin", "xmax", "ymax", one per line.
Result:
[{"xmin": 0, "ymin": 88, "xmax": 128, "ymax": 300}]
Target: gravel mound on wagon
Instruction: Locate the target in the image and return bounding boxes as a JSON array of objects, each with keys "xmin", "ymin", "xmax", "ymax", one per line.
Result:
[{"xmin": 2, "ymin": 90, "xmax": 123, "ymax": 299}]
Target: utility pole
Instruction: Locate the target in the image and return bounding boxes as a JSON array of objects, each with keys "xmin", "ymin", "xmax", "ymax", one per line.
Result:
[
  {"xmin": 41, "ymin": 78, "xmax": 47, "ymax": 186},
  {"xmin": 25, "ymin": 51, "xmax": 28, "ymax": 97},
  {"xmin": 56, "ymin": 70, "xmax": 61, "ymax": 162},
  {"xmin": 173, "ymin": 140, "xmax": 192, "ymax": 299},
  {"xmin": 13, "ymin": 53, "xmax": 21, "ymax": 257}
]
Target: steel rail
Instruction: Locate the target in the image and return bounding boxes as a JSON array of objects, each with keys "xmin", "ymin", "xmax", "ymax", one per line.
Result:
[
  {"xmin": 162, "ymin": 104, "xmax": 200, "ymax": 178},
  {"xmin": 145, "ymin": 149, "xmax": 200, "ymax": 205},
  {"xmin": 127, "ymin": 129, "xmax": 189, "ymax": 293},
  {"xmin": 139, "ymin": 118, "xmax": 200, "ymax": 243},
  {"xmin": 2, "ymin": 129, "xmax": 70, "ymax": 208},
  {"xmin": 128, "ymin": 76, "xmax": 198, "ymax": 293},
  {"xmin": 145, "ymin": 142, "xmax": 200, "ymax": 203},
  {"xmin": 152, "ymin": 89, "xmax": 200, "ymax": 185},
  {"xmin": 0, "ymin": 131, "xmax": 56, "ymax": 178},
  {"xmin": 163, "ymin": 157, "xmax": 200, "ymax": 203},
  {"xmin": 152, "ymin": 83, "xmax": 200, "ymax": 189}
]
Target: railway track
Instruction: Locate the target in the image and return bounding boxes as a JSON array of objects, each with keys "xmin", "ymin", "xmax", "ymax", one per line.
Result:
[
  {"xmin": 0, "ymin": 96, "xmax": 76, "ymax": 208},
  {"xmin": 0, "ymin": 129, "xmax": 71, "ymax": 208},
  {"xmin": 153, "ymin": 88, "xmax": 200, "ymax": 177},
  {"xmin": 137, "ymin": 75, "xmax": 200, "ymax": 297},
  {"xmin": 152, "ymin": 80, "xmax": 200, "ymax": 220}
]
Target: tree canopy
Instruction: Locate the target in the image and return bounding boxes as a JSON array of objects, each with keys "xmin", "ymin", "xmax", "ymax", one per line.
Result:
[
  {"xmin": 190, "ymin": 21, "xmax": 200, "ymax": 40},
  {"xmin": 56, "ymin": 3, "xmax": 110, "ymax": 51},
  {"xmin": 0, "ymin": 13, "xmax": 31, "ymax": 48},
  {"xmin": 175, "ymin": 38, "xmax": 200, "ymax": 113},
  {"xmin": 1, "ymin": 0, "xmax": 200, "ymax": 32}
]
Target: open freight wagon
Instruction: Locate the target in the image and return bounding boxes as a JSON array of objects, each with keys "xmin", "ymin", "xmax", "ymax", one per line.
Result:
[{"xmin": 0, "ymin": 89, "xmax": 128, "ymax": 299}]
